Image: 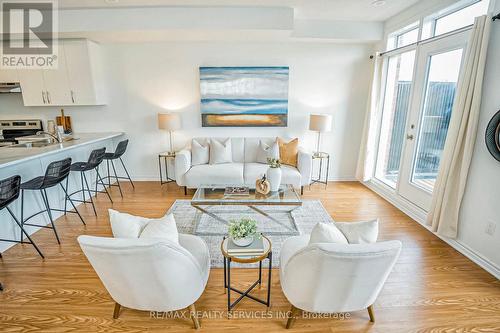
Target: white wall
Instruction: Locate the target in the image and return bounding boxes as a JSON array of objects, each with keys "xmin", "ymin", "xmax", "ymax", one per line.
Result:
[
  {"xmin": 458, "ymin": 0, "xmax": 500, "ymax": 271},
  {"xmin": 0, "ymin": 41, "xmax": 373, "ymax": 180}
]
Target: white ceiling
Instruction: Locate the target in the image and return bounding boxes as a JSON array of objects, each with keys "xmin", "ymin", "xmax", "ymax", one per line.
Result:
[{"xmin": 59, "ymin": 0, "xmax": 421, "ymax": 21}]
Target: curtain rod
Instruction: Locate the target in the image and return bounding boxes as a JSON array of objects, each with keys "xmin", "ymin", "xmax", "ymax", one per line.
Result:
[{"xmin": 378, "ymin": 24, "xmax": 473, "ymax": 57}]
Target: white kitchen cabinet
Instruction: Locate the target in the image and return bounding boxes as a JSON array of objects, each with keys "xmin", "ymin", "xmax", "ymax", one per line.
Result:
[
  {"xmin": 18, "ymin": 70, "xmax": 47, "ymax": 106},
  {"xmin": 64, "ymin": 40, "xmax": 106, "ymax": 105},
  {"xmin": 0, "ymin": 68, "xmax": 19, "ymax": 82},
  {"xmin": 42, "ymin": 44, "xmax": 72, "ymax": 105},
  {"xmin": 17, "ymin": 39, "xmax": 105, "ymax": 107}
]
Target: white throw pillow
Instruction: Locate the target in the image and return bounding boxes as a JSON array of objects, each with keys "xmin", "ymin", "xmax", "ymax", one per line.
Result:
[
  {"xmin": 335, "ymin": 219, "xmax": 379, "ymax": 244},
  {"xmin": 109, "ymin": 209, "xmax": 149, "ymax": 238},
  {"xmin": 139, "ymin": 213, "xmax": 179, "ymax": 245},
  {"xmin": 256, "ymin": 140, "xmax": 280, "ymax": 164},
  {"xmin": 191, "ymin": 139, "xmax": 209, "ymax": 165},
  {"xmin": 309, "ymin": 222, "xmax": 349, "ymax": 245},
  {"xmin": 209, "ymin": 138, "xmax": 232, "ymax": 164}
]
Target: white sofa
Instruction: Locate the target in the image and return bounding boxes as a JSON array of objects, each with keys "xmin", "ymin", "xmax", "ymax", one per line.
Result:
[{"xmin": 175, "ymin": 137, "xmax": 313, "ymax": 193}]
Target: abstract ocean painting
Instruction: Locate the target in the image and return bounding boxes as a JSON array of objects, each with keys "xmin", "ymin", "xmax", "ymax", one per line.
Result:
[{"xmin": 200, "ymin": 66, "xmax": 289, "ymax": 127}]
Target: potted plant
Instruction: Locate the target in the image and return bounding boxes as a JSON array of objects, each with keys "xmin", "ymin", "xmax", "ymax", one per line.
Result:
[
  {"xmin": 266, "ymin": 157, "xmax": 282, "ymax": 192},
  {"xmin": 228, "ymin": 218, "xmax": 258, "ymax": 247}
]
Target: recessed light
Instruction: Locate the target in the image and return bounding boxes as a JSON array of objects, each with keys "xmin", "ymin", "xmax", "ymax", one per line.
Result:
[
  {"xmin": 372, "ymin": 0, "xmax": 386, "ymax": 6},
  {"xmin": 105, "ymin": 0, "xmax": 119, "ymax": 4}
]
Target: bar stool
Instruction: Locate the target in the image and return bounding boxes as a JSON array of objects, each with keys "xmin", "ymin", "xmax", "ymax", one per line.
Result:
[
  {"xmin": 67, "ymin": 147, "xmax": 113, "ymax": 216},
  {"xmin": 102, "ymin": 139, "xmax": 135, "ymax": 197},
  {"xmin": 0, "ymin": 175, "xmax": 44, "ymax": 258},
  {"xmin": 20, "ymin": 158, "xmax": 85, "ymax": 244}
]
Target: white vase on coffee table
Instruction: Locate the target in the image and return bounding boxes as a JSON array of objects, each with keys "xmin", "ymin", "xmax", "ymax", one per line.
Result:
[{"xmin": 266, "ymin": 167, "xmax": 282, "ymax": 192}]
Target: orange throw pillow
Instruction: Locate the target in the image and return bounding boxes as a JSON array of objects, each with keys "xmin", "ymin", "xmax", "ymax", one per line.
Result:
[{"xmin": 277, "ymin": 137, "xmax": 299, "ymax": 167}]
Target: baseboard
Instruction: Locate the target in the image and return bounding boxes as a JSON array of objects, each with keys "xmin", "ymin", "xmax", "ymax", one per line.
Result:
[
  {"xmin": 363, "ymin": 180, "xmax": 427, "ymax": 223},
  {"xmin": 362, "ymin": 180, "xmax": 500, "ymax": 279}
]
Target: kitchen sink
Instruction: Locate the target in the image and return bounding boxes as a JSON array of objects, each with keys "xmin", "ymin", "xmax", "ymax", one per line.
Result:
[{"xmin": 9, "ymin": 141, "xmax": 58, "ymax": 148}]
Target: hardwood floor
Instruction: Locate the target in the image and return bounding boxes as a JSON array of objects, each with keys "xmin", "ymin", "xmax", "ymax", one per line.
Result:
[{"xmin": 1, "ymin": 181, "xmax": 499, "ymax": 332}]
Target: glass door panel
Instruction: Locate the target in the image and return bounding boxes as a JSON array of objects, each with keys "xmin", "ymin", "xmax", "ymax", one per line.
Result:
[
  {"xmin": 374, "ymin": 51, "xmax": 416, "ymax": 188},
  {"xmin": 411, "ymin": 49, "xmax": 463, "ymax": 191},
  {"xmin": 398, "ymin": 29, "xmax": 468, "ymax": 210}
]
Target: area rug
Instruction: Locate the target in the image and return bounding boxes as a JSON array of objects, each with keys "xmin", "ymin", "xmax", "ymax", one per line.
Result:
[{"xmin": 167, "ymin": 200, "xmax": 333, "ymax": 268}]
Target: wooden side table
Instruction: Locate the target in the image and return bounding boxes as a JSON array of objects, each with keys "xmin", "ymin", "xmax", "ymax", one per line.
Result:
[
  {"xmin": 221, "ymin": 234, "xmax": 272, "ymax": 312},
  {"xmin": 311, "ymin": 152, "xmax": 330, "ymax": 188},
  {"xmin": 158, "ymin": 152, "xmax": 176, "ymax": 185}
]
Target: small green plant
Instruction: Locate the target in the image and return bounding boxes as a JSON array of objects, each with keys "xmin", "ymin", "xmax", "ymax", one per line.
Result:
[
  {"xmin": 228, "ymin": 218, "xmax": 258, "ymax": 239},
  {"xmin": 267, "ymin": 157, "xmax": 281, "ymax": 168}
]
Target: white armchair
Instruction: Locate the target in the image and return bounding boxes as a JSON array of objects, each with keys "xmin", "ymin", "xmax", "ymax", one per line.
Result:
[
  {"xmin": 78, "ymin": 233, "xmax": 210, "ymax": 329},
  {"xmin": 280, "ymin": 233, "xmax": 402, "ymax": 328}
]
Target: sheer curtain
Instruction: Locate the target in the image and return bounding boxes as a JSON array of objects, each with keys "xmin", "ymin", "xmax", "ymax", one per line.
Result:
[
  {"xmin": 427, "ymin": 15, "xmax": 491, "ymax": 238},
  {"xmin": 356, "ymin": 53, "xmax": 383, "ymax": 182}
]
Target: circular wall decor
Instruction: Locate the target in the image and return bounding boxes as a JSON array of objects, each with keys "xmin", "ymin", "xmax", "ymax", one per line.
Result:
[{"xmin": 485, "ymin": 109, "xmax": 500, "ymax": 162}]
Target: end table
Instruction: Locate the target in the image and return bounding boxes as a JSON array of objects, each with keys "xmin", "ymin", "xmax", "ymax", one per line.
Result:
[
  {"xmin": 158, "ymin": 152, "xmax": 176, "ymax": 185},
  {"xmin": 221, "ymin": 235, "xmax": 272, "ymax": 312},
  {"xmin": 310, "ymin": 152, "xmax": 330, "ymax": 188}
]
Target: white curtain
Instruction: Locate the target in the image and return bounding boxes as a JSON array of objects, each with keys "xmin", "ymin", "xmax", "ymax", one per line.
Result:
[
  {"xmin": 356, "ymin": 53, "xmax": 383, "ymax": 181},
  {"xmin": 427, "ymin": 15, "xmax": 491, "ymax": 238}
]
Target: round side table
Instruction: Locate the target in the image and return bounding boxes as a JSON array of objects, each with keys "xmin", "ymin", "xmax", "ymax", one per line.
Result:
[{"xmin": 220, "ymin": 234, "xmax": 272, "ymax": 312}]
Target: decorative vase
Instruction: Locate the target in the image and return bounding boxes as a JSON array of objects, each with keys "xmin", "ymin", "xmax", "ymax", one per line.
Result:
[
  {"xmin": 266, "ymin": 167, "xmax": 282, "ymax": 192},
  {"xmin": 232, "ymin": 235, "xmax": 254, "ymax": 247}
]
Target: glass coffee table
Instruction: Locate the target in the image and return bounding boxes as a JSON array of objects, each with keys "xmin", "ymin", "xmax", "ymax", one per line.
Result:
[{"xmin": 191, "ymin": 184, "xmax": 302, "ymax": 236}]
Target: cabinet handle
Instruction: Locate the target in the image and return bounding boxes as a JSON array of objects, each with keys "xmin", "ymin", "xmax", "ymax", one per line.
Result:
[
  {"xmin": 42, "ymin": 91, "xmax": 46, "ymax": 104},
  {"xmin": 46, "ymin": 91, "xmax": 51, "ymax": 104},
  {"xmin": 71, "ymin": 90, "xmax": 75, "ymax": 103}
]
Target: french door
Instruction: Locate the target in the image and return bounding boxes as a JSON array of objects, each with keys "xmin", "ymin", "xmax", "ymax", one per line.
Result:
[{"xmin": 375, "ymin": 29, "xmax": 469, "ymax": 210}]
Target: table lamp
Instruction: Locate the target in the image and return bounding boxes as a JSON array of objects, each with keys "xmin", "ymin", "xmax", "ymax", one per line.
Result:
[
  {"xmin": 158, "ymin": 113, "xmax": 181, "ymax": 156},
  {"xmin": 309, "ymin": 114, "xmax": 332, "ymax": 157}
]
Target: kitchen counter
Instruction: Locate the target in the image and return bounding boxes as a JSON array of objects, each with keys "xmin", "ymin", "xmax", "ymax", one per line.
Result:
[
  {"xmin": 0, "ymin": 132, "xmax": 124, "ymax": 253},
  {"xmin": 0, "ymin": 132, "xmax": 123, "ymax": 168}
]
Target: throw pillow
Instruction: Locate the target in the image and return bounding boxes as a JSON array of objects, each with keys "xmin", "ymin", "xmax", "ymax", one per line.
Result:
[
  {"xmin": 139, "ymin": 213, "xmax": 179, "ymax": 245},
  {"xmin": 109, "ymin": 209, "xmax": 149, "ymax": 238},
  {"xmin": 256, "ymin": 140, "xmax": 280, "ymax": 164},
  {"xmin": 277, "ymin": 137, "xmax": 299, "ymax": 167},
  {"xmin": 209, "ymin": 138, "xmax": 232, "ymax": 164},
  {"xmin": 335, "ymin": 219, "xmax": 379, "ymax": 244},
  {"xmin": 309, "ymin": 222, "xmax": 349, "ymax": 245},
  {"xmin": 191, "ymin": 139, "xmax": 209, "ymax": 165}
]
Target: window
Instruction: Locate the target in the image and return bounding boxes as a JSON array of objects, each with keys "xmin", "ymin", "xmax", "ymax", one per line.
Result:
[
  {"xmin": 422, "ymin": 0, "xmax": 490, "ymax": 39},
  {"xmin": 386, "ymin": 22, "xmax": 419, "ymax": 51}
]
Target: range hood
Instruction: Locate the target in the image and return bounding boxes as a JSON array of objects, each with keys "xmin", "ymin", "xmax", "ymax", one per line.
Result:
[{"xmin": 0, "ymin": 82, "xmax": 21, "ymax": 93}]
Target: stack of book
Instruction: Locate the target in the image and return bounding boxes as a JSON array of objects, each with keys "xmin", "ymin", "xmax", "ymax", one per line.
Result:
[
  {"xmin": 224, "ymin": 186, "xmax": 250, "ymax": 196},
  {"xmin": 227, "ymin": 237, "xmax": 264, "ymax": 256}
]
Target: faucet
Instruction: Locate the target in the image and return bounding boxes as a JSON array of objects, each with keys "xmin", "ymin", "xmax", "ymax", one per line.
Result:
[{"xmin": 36, "ymin": 131, "xmax": 63, "ymax": 143}]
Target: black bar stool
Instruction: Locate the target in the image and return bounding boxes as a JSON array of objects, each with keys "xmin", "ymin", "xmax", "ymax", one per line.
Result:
[
  {"xmin": 102, "ymin": 139, "xmax": 135, "ymax": 197},
  {"xmin": 20, "ymin": 158, "xmax": 85, "ymax": 244},
  {"xmin": 67, "ymin": 147, "xmax": 112, "ymax": 216},
  {"xmin": 0, "ymin": 175, "xmax": 44, "ymax": 258}
]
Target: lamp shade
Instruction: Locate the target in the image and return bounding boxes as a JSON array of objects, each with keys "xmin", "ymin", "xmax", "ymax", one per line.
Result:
[
  {"xmin": 158, "ymin": 113, "xmax": 181, "ymax": 131},
  {"xmin": 309, "ymin": 114, "xmax": 332, "ymax": 132}
]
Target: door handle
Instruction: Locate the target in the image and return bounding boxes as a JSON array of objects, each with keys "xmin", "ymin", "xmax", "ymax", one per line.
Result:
[
  {"xmin": 407, "ymin": 134, "xmax": 414, "ymax": 140},
  {"xmin": 46, "ymin": 91, "xmax": 51, "ymax": 104},
  {"xmin": 71, "ymin": 90, "xmax": 75, "ymax": 103},
  {"xmin": 41, "ymin": 91, "xmax": 46, "ymax": 104}
]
